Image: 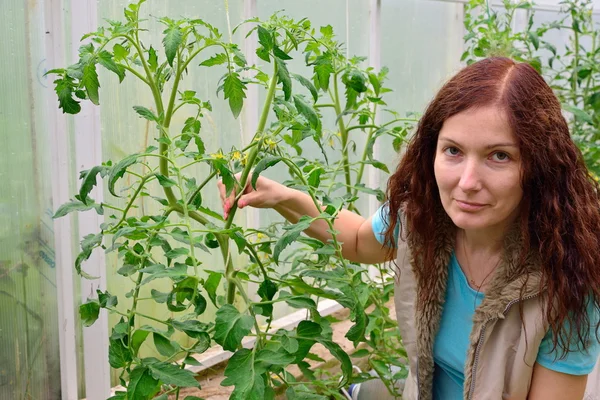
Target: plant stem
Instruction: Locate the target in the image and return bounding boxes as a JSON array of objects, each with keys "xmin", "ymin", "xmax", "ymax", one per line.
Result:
[
  {"xmin": 223, "ymin": 61, "xmax": 279, "ymax": 304},
  {"xmin": 330, "ymin": 79, "xmax": 353, "ymax": 202}
]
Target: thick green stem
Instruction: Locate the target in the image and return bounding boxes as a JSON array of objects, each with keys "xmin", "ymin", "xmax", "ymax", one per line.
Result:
[
  {"xmin": 223, "ymin": 62, "xmax": 279, "ymax": 304},
  {"xmin": 331, "ymin": 78, "xmax": 354, "ymax": 205},
  {"xmin": 353, "ymin": 104, "xmax": 378, "ymax": 199}
]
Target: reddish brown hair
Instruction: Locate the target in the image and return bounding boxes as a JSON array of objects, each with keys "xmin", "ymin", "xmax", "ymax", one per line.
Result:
[{"xmin": 384, "ymin": 57, "xmax": 600, "ymax": 353}]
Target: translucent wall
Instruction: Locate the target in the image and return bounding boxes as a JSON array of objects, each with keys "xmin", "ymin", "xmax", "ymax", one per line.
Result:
[{"xmin": 0, "ymin": 1, "xmax": 62, "ymax": 399}]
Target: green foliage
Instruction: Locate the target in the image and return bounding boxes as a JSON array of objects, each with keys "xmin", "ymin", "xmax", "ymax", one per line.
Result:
[{"xmin": 49, "ymin": 2, "xmax": 412, "ymax": 398}]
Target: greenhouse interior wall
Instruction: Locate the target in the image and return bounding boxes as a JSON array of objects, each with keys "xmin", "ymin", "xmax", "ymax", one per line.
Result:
[{"xmin": 0, "ymin": 0, "xmax": 598, "ymax": 399}]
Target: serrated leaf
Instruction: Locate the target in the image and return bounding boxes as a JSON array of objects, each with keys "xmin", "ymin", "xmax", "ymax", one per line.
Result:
[
  {"xmin": 108, "ymin": 337, "xmax": 132, "ymax": 368},
  {"xmin": 108, "ymin": 154, "xmax": 140, "ymax": 197},
  {"xmin": 148, "ymin": 46, "xmax": 158, "ymax": 72},
  {"xmin": 273, "ymin": 216, "xmax": 312, "ymax": 263},
  {"xmin": 292, "ymin": 74, "xmax": 318, "ymax": 102},
  {"xmin": 127, "ymin": 366, "xmax": 160, "ymax": 400},
  {"xmin": 276, "ymin": 58, "xmax": 292, "ymax": 101},
  {"xmin": 251, "ymin": 156, "xmax": 281, "ymax": 189},
  {"xmin": 148, "ymin": 362, "xmax": 199, "ymax": 387},
  {"xmin": 257, "ymin": 26, "xmax": 273, "ymax": 51},
  {"xmin": 98, "ymin": 50, "xmax": 125, "ymax": 82},
  {"xmin": 53, "ymin": 198, "xmax": 103, "ymax": 218},
  {"xmin": 54, "ymin": 77, "xmax": 81, "ymax": 114},
  {"xmin": 163, "ymin": 25, "xmax": 182, "ymax": 67},
  {"xmin": 200, "ymin": 53, "xmax": 228, "ymax": 67},
  {"xmin": 171, "ymin": 320, "xmax": 210, "ymax": 340},
  {"xmin": 214, "ymin": 304, "xmax": 253, "ymax": 351},
  {"xmin": 82, "ymin": 62, "xmax": 100, "ymax": 105},
  {"xmin": 320, "ymin": 339, "xmax": 352, "ymax": 387},
  {"xmin": 79, "ymin": 300, "xmax": 100, "ymax": 327},
  {"xmin": 79, "ymin": 165, "xmax": 106, "ymax": 204},
  {"xmin": 113, "ymin": 43, "xmax": 128, "ymax": 62},
  {"xmin": 98, "ymin": 289, "xmax": 118, "ymax": 308},
  {"xmin": 224, "ymin": 72, "xmax": 246, "ymax": 119},
  {"xmin": 221, "ymin": 348, "xmax": 267, "ymax": 399},
  {"xmin": 133, "ymin": 105, "xmax": 158, "ymax": 121},
  {"xmin": 293, "ymin": 95, "xmax": 319, "ymax": 128},
  {"xmin": 314, "ymin": 55, "xmax": 334, "ymax": 91}
]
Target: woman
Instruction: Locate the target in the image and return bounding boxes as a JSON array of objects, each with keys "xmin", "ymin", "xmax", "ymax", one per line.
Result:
[{"xmin": 218, "ymin": 57, "xmax": 600, "ymax": 399}]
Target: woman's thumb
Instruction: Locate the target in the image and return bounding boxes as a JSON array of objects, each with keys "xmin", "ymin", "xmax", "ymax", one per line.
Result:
[{"xmin": 237, "ymin": 192, "xmax": 258, "ymax": 209}]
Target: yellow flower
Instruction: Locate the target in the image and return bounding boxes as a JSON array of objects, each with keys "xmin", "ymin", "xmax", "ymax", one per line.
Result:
[
  {"xmin": 231, "ymin": 151, "xmax": 242, "ymax": 161},
  {"xmin": 264, "ymin": 138, "xmax": 277, "ymax": 151},
  {"xmin": 210, "ymin": 151, "xmax": 225, "ymax": 159}
]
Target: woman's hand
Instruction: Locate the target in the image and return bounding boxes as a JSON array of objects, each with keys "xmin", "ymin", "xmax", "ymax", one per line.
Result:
[{"xmin": 217, "ymin": 174, "xmax": 289, "ymax": 219}]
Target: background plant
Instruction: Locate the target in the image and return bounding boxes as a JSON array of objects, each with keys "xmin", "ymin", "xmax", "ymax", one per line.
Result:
[{"xmin": 49, "ymin": 1, "xmax": 413, "ymax": 399}]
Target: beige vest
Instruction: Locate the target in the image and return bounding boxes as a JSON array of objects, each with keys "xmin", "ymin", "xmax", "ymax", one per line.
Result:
[{"xmin": 394, "ymin": 215, "xmax": 600, "ymax": 400}]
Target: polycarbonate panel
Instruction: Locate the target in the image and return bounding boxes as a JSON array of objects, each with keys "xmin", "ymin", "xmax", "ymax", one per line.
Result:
[
  {"xmin": 379, "ymin": 0, "xmax": 464, "ymax": 174},
  {"xmin": 0, "ymin": 1, "xmax": 62, "ymax": 399},
  {"xmin": 96, "ymin": 1, "xmax": 246, "ymax": 383}
]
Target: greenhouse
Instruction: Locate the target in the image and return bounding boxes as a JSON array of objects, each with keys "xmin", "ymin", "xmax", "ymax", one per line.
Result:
[{"xmin": 2, "ymin": 0, "xmax": 600, "ymax": 399}]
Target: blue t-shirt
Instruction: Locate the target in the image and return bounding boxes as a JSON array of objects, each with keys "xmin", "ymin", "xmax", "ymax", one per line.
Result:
[{"xmin": 372, "ymin": 204, "xmax": 600, "ymax": 399}]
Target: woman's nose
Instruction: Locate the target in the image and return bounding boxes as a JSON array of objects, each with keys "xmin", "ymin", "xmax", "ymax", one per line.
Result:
[{"xmin": 458, "ymin": 159, "xmax": 482, "ymax": 192}]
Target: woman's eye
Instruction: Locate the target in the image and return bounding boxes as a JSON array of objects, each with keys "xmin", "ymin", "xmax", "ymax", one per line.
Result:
[
  {"xmin": 491, "ymin": 151, "xmax": 510, "ymax": 162},
  {"xmin": 444, "ymin": 147, "xmax": 460, "ymax": 156}
]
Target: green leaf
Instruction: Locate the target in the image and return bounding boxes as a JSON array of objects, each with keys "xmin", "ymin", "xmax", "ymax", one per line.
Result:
[
  {"xmin": 53, "ymin": 198, "xmax": 103, "ymax": 218},
  {"xmin": 113, "ymin": 43, "xmax": 129, "ymax": 62},
  {"xmin": 204, "ymin": 271, "xmax": 222, "ymax": 307},
  {"xmin": 148, "ymin": 362, "xmax": 199, "ymax": 387},
  {"xmin": 296, "ymin": 320, "xmax": 321, "ymax": 338},
  {"xmin": 224, "ymin": 72, "xmax": 247, "ymax": 119},
  {"xmin": 314, "ymin": 55, "xmax": 334, "ymax": 91},
  {"xmin": 280, "ymin": 333, "xmax": 299, "ymax": 353},
  {"xmin": 163, "ymin": 25, "xmax": 182, "ymax": 67},
  {"xmin": 151, "ymin": 289, "xmax": 168, "ymax": 303},
  {"xmin": 97, "ymin": 289, "xmax": 118, "ymax": 308},
  {"xmin": 214, "ymin": 304, "xmax": 254, "ymax": 351},
  {"xmin": 156, "ymin": 174, "xmax": 177, "ymax": 188},
  {"xmin": 345, "ymin": 304, "xmax": 367, "ymax": 345},
  {"xmin": 200, "ymin": 53, "xmax": 228, "ymax": 67},
  {"xmin": 320, "ymin": 339, "xmax": 352, "ymax": 387},
  {"xmin": 273, "ymin": 45, "xmax": 292, "ymax": 60},
  {"xmin": 108, "ymin": 154, "xmax": 140, "ymax": 197},
  {"xmin": 284, "ymin": 296, "xmax": 316, "ymax": 310},
  {"xmin": 292, "ymin": 74, "xmax": 318, "ymax": 102},
  {"xmin": 189, "ymin": 332, "xmax": 211, "ymax": 354},
  {"xmin": 251, "ymin": 156, "xmax": 281, "ymax": 190},
  {"xmin": 255, "ymin": 349, "xmax": 294, "ymax": 366},
  {"xmin": 79, "ymin": 165, "xmax": 106, "ymax": 204},
  {"xmin": 54, "ymin": 77, "xmax": 81, "ymax": 114},
  {"xmin": 293, "ymin": 95, "xmax": 319, "ymax": 128},
  {"xmin": 563, "ymin": 104, "xmax": 594, "ymax": 124},
  {"xmin": 82, "ymin": 62, "xmax": 100, "ymax": 105},
  {"xmin": 273, "ymin": 216, "xmax": 312, "ymax": 263},
  {"xmin": 127, "ymin": 366, "xmax": 160, "ymax": 400},
  {"xmin": 257, "ymin": 26, "xmax": 274, "ymax": 51},
  {"xmin": 98, "ymin": 50, "xmax": 125, "ymax": 82},
  {"xmin": 109, "ymin": 337, "xmax": 132, "ymax": 368},
  {"xmin": 148, "ymin": 46, "xmax": 158, "ymax": 72},
  {"xmin": 79, "ymin": 300, "xmax": 100, "ymax": 327},
  {"xmin": 131, "ymin": 330, "xmax": 150, "ymax": 356},
  {"xmin": 75, "ymin": 233, "xmax": 103, "ymax": 278},
  {"xmin": 221, "ymin": 348, "xmax": 267, "ymax": 399},
  {"xmin": 153, "ymin": 332, "xmax": 178, "ymax": 357},
  {"xmin": 276, "ymin": 58, "xmax": 292, "ymax": 101},
  {"xmin": 171, "ymin": 320, "xmax": 210, "ymax": 340},
  {"xmin": 133, "ymin": 105, "xmax": 158, "ymax": 121}
]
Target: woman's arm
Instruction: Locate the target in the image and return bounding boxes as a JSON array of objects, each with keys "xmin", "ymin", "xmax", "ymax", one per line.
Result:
[
  {"xmin": 218, "ymin": 175, "xmax": 394, "ymax": 264},
  {"xmin": 527, "ymin": 363, "xmax": 588, "ymax": 400}
]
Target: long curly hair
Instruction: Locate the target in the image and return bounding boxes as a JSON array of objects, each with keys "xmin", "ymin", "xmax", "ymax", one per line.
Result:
[{"xmin": 384, "ymin": 57, "xmax": 600, "ymax": 353}]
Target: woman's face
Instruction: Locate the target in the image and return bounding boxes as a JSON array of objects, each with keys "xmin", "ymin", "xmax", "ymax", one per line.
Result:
[{"xmin": 434, "ymin": 106, "xmax": 523, "ymax": 235}]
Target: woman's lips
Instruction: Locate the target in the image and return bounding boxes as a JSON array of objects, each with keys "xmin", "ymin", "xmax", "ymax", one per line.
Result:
[{"xmin": 455, "ymin": 199, "xmax": 487, "ymax": 211}]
